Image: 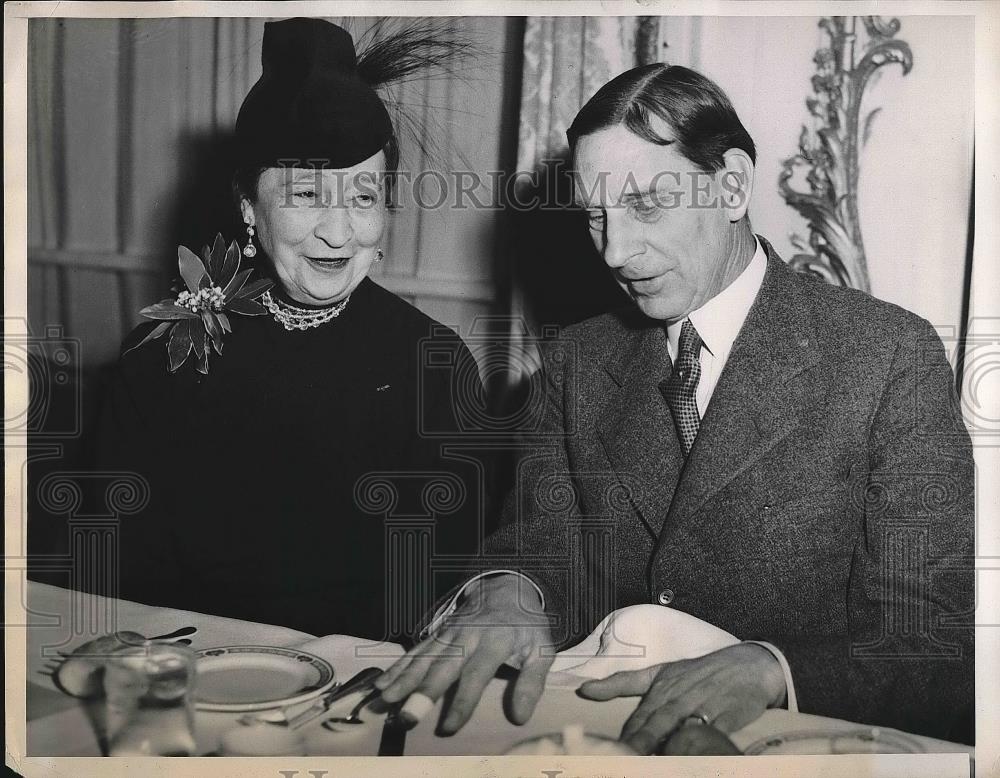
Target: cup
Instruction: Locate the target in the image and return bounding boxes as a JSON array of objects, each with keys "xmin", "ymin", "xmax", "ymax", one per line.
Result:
[{"xmin": 103, "ymin": 641, "xmax": 198, "ymax": 756}]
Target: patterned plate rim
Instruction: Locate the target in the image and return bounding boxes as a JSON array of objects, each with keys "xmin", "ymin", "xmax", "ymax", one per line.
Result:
[
  {"xmin": 743, "ymin": 727, "xmax": 925, "ymax": 755},
  {"xmin": 193, "ymin": 645, "xmax": 336, "ymax": 712}
]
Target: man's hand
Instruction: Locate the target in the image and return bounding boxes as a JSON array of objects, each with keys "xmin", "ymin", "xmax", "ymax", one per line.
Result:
[
  {"xmin": 658, "ymin": 721, "xmax": 743, "ymax": 755},
  {"xmin": 577, "ymin": 643, "xmax": 785, "ymax": 754},
  {"xmin": 375, "ymin": 575, "xmax": 555, "ymax": 734}
]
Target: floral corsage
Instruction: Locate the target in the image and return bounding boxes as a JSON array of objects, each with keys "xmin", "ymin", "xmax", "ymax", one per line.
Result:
[{"xmin": 124, "ymin": 234, "xmax": 273, "ymax": 374}]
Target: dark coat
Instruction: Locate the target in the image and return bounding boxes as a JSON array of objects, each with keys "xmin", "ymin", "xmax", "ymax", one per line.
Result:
[
  {"xmin": 483, "ymin": 239, "xmax": 975, "ymax": 743},
  {"xmin": 95, "ymin": 277, "xmax": 483, "ymax": 642}
]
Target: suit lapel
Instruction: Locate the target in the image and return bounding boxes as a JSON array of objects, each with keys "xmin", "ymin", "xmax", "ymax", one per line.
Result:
[
  {"xmin": 665, "ymin": 245, "xmax": 826, "ymax": 530},
  {"xmin": 595, "ymin": 321, "xmax": 685, "ymax": 538}
]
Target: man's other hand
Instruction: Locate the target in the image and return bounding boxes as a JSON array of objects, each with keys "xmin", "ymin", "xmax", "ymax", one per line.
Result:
[
  {"xmin": 658, "ymin": 721, "xmax": 743, "ymax": 755},
  {"xmin": 375, "ymin": 575, "xmax": 555, "ymax": 734},
  {"xmin": 577, "ymin": 643, "xmax": 785, "ymax": 754}
]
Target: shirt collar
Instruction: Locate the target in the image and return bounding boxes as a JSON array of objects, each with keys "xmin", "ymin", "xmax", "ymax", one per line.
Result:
[{"xmin": 667, "ymin": 236, "xmax": 767, "ymax": 360}]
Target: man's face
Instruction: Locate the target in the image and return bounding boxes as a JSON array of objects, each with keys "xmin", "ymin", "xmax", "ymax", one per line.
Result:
[{"xmin": 574, "ymin": 123, "xmax": 742, "ymax": 322}]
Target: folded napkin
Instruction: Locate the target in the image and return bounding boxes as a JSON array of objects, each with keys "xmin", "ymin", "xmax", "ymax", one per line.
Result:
[{"xmin": 547, "ymin": 604, "xmax": 739, "ymax": 685}]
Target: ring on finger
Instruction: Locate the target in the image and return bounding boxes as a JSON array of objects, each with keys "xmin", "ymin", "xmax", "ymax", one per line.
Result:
[{"xmin": 682, "ymin": 710, "xmax": 711, "ymax": 727}]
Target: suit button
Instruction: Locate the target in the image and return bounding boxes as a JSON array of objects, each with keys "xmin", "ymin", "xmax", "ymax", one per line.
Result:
[{"xmin": 657, "ymin": 589, "xmax": 674, "ymax": 605}]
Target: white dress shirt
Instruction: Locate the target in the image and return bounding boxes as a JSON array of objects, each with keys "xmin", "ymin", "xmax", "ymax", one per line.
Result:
[{"xmin": 666, "ymin": 237, "xmax": 767, "ymax": 417}]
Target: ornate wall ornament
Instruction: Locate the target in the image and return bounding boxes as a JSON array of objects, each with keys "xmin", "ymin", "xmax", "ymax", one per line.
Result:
[
  {"xmin": 780, "ymin": 17, "xmax": 913, "ymax": 291},
  {"xmin": 635, "ymin": 17, "xmax": 663, "ymax": 66}
]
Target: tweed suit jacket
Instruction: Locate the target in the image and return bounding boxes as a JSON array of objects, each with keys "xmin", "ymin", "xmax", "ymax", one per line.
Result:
[{"xmin": 484, "ymin": 238, "xmax": 975, "ymax": 743}]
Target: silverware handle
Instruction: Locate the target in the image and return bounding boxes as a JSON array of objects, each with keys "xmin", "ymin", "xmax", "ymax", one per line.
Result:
[
  {"xmin": 149, "ymin": 626, "xmax": 198, "ymax": 641},
  {"xmin": 377, "ymin": 704, "xmax": 408, "ymax": 756}
]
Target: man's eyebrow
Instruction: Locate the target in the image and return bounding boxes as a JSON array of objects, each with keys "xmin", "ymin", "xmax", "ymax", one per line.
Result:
[
  {"xmin": 572, "ymin": 189, "xmax": 657, "ymax": 208},
  {"xmin": 284, "ymin": 171, "xmax": 323, "ymax": 185},
  {"xmin": 349, "ymin": 172, "xmax": 382, "ymax": 186},
  {"xmin": 621, "ymin": 187, "xmax": 661, "ymax": 202}
]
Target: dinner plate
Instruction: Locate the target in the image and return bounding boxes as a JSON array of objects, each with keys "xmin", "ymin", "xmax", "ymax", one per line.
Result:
[{"xmin": 194, "ymin": 646, "xmax": 336, "ymax": 712}]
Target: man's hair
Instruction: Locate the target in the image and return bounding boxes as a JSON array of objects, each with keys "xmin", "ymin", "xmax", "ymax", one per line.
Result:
[{"xmin": 567, "ymin": 64, "xmax": 756, "ymax": 172}]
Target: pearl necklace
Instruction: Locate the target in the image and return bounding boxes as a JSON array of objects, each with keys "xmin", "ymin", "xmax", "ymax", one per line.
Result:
[{"xmin": 261, "ymin": 290, "xmax": 350, "ymax": 331}]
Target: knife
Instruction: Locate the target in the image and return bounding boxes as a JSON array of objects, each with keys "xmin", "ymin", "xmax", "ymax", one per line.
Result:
[{"xmin": 377, "ymin": 703, "xmax": 408, "ymax": 756}]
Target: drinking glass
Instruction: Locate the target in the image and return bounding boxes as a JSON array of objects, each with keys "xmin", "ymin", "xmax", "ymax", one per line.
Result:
[{"xmin": 103, "ymin": 641, "xmax": 197, "ymax": 756}]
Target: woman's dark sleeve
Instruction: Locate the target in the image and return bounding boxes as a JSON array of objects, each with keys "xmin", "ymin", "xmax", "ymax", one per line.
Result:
[
  {"xmin": 394, "ymin": 334, "xmax": 492, "ymax": 642},
  {"xmin": 91, "ymin": 331, "xmax": 185, "ymax": 605}
]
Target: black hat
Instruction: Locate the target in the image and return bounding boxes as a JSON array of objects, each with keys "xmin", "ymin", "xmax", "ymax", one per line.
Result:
[{"xmin": 235, "ymin": 18, "xmax": 393, "ymax": 169}]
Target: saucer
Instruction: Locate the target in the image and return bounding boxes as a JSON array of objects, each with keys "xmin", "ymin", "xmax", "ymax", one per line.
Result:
[{"xmin": 194, "ymin": 645, "xmax": 335, "ymax": 712}]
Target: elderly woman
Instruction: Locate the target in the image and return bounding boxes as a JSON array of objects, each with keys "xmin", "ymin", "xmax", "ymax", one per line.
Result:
[{"xmin": 95, "ymin": 18, "xmax": 481, "ymax": 641}]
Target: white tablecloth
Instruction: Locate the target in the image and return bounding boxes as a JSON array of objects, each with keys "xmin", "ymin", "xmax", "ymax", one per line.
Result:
[{"xmin": 24, "ymin": 582, "xmax": 974, "ymax": 763}]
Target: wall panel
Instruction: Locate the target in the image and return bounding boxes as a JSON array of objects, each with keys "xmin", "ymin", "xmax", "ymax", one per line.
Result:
[
  {"xmin": 211, "ymin": 18, "xmax": 266, "ymax": 127},
  {"xmin": 28, "ymin": 19, "xmax": 61, "ymax": 249},
  {"xmin": 125, "ymin": 19, "xmax": 185, "ymax": 256},
  {"xmin": 419, "ymin": 16, "xmax": 505, "ymax": 285},
  {"xmin": 377, "ymin": 68, "xmax": 428, "ymax": 278},
  {"xmin": 179, "ymin": 18, "xmax": 217, "ymax": 132},
  {"xmin": 412, "ymin": 60, "xmax": 456, "ymax": 281},
  {"xmin": 122, "ymin": 270, "xmax": 170, "ymax": 335},
  {"xmin": 63, "ymin": 268, "xmax": 125, "ymax": 367},
  {"xmin": 61, "ymin": 20, "xmax": 121, "ymax": 253},
  {"xmin": 859, "ymin": 15, "xmax": 974, "ymax": 335},
  {"xmin": 413, "ymin": 298, "xmax": 492, "ymax": 339},
  {"xmin": 27, "ymin": 265, "xmax": 62, "ymax": 337}
]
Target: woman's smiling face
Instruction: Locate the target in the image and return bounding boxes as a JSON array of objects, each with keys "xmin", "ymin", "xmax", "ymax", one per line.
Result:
[{"xmin": 242, "ymin": 151, "xmax": 387, "ymax": 306}]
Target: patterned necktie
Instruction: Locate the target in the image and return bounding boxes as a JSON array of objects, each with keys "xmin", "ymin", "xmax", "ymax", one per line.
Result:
[{"xmin": 663, "ymin": 319, "xmax": 703, "ymax": 456}]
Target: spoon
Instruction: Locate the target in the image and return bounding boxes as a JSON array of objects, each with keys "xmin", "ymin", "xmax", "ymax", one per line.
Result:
[
  {"xmin": 148, "ymin": 626, "xmax": 198, "ymax": 641},
  {"xmin": 321, "ymin": 688, "xmax": 382, "ymax": 727},
  {"xmin": 53, "ymin": 625, "xmax": 198, "ymax": 659}
]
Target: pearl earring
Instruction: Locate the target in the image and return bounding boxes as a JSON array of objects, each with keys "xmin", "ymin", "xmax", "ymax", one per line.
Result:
[{"xmin": 243, "ymin": 223, "xmax": 257, "ymax": 258}]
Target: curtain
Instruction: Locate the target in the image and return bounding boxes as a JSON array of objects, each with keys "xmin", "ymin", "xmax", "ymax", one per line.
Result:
[
  {"xmin": 508, "ymin": 17, "xmax": 658, "ymax": 379},
  {"xmin": 517, "ymin": 16, "xmax": 658, "ymax": 172}
]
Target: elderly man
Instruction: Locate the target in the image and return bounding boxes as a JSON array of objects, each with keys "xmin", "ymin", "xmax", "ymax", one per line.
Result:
[{"xmin": 376, "ymin": 64, "xmax": 975, "ymax": 752}]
